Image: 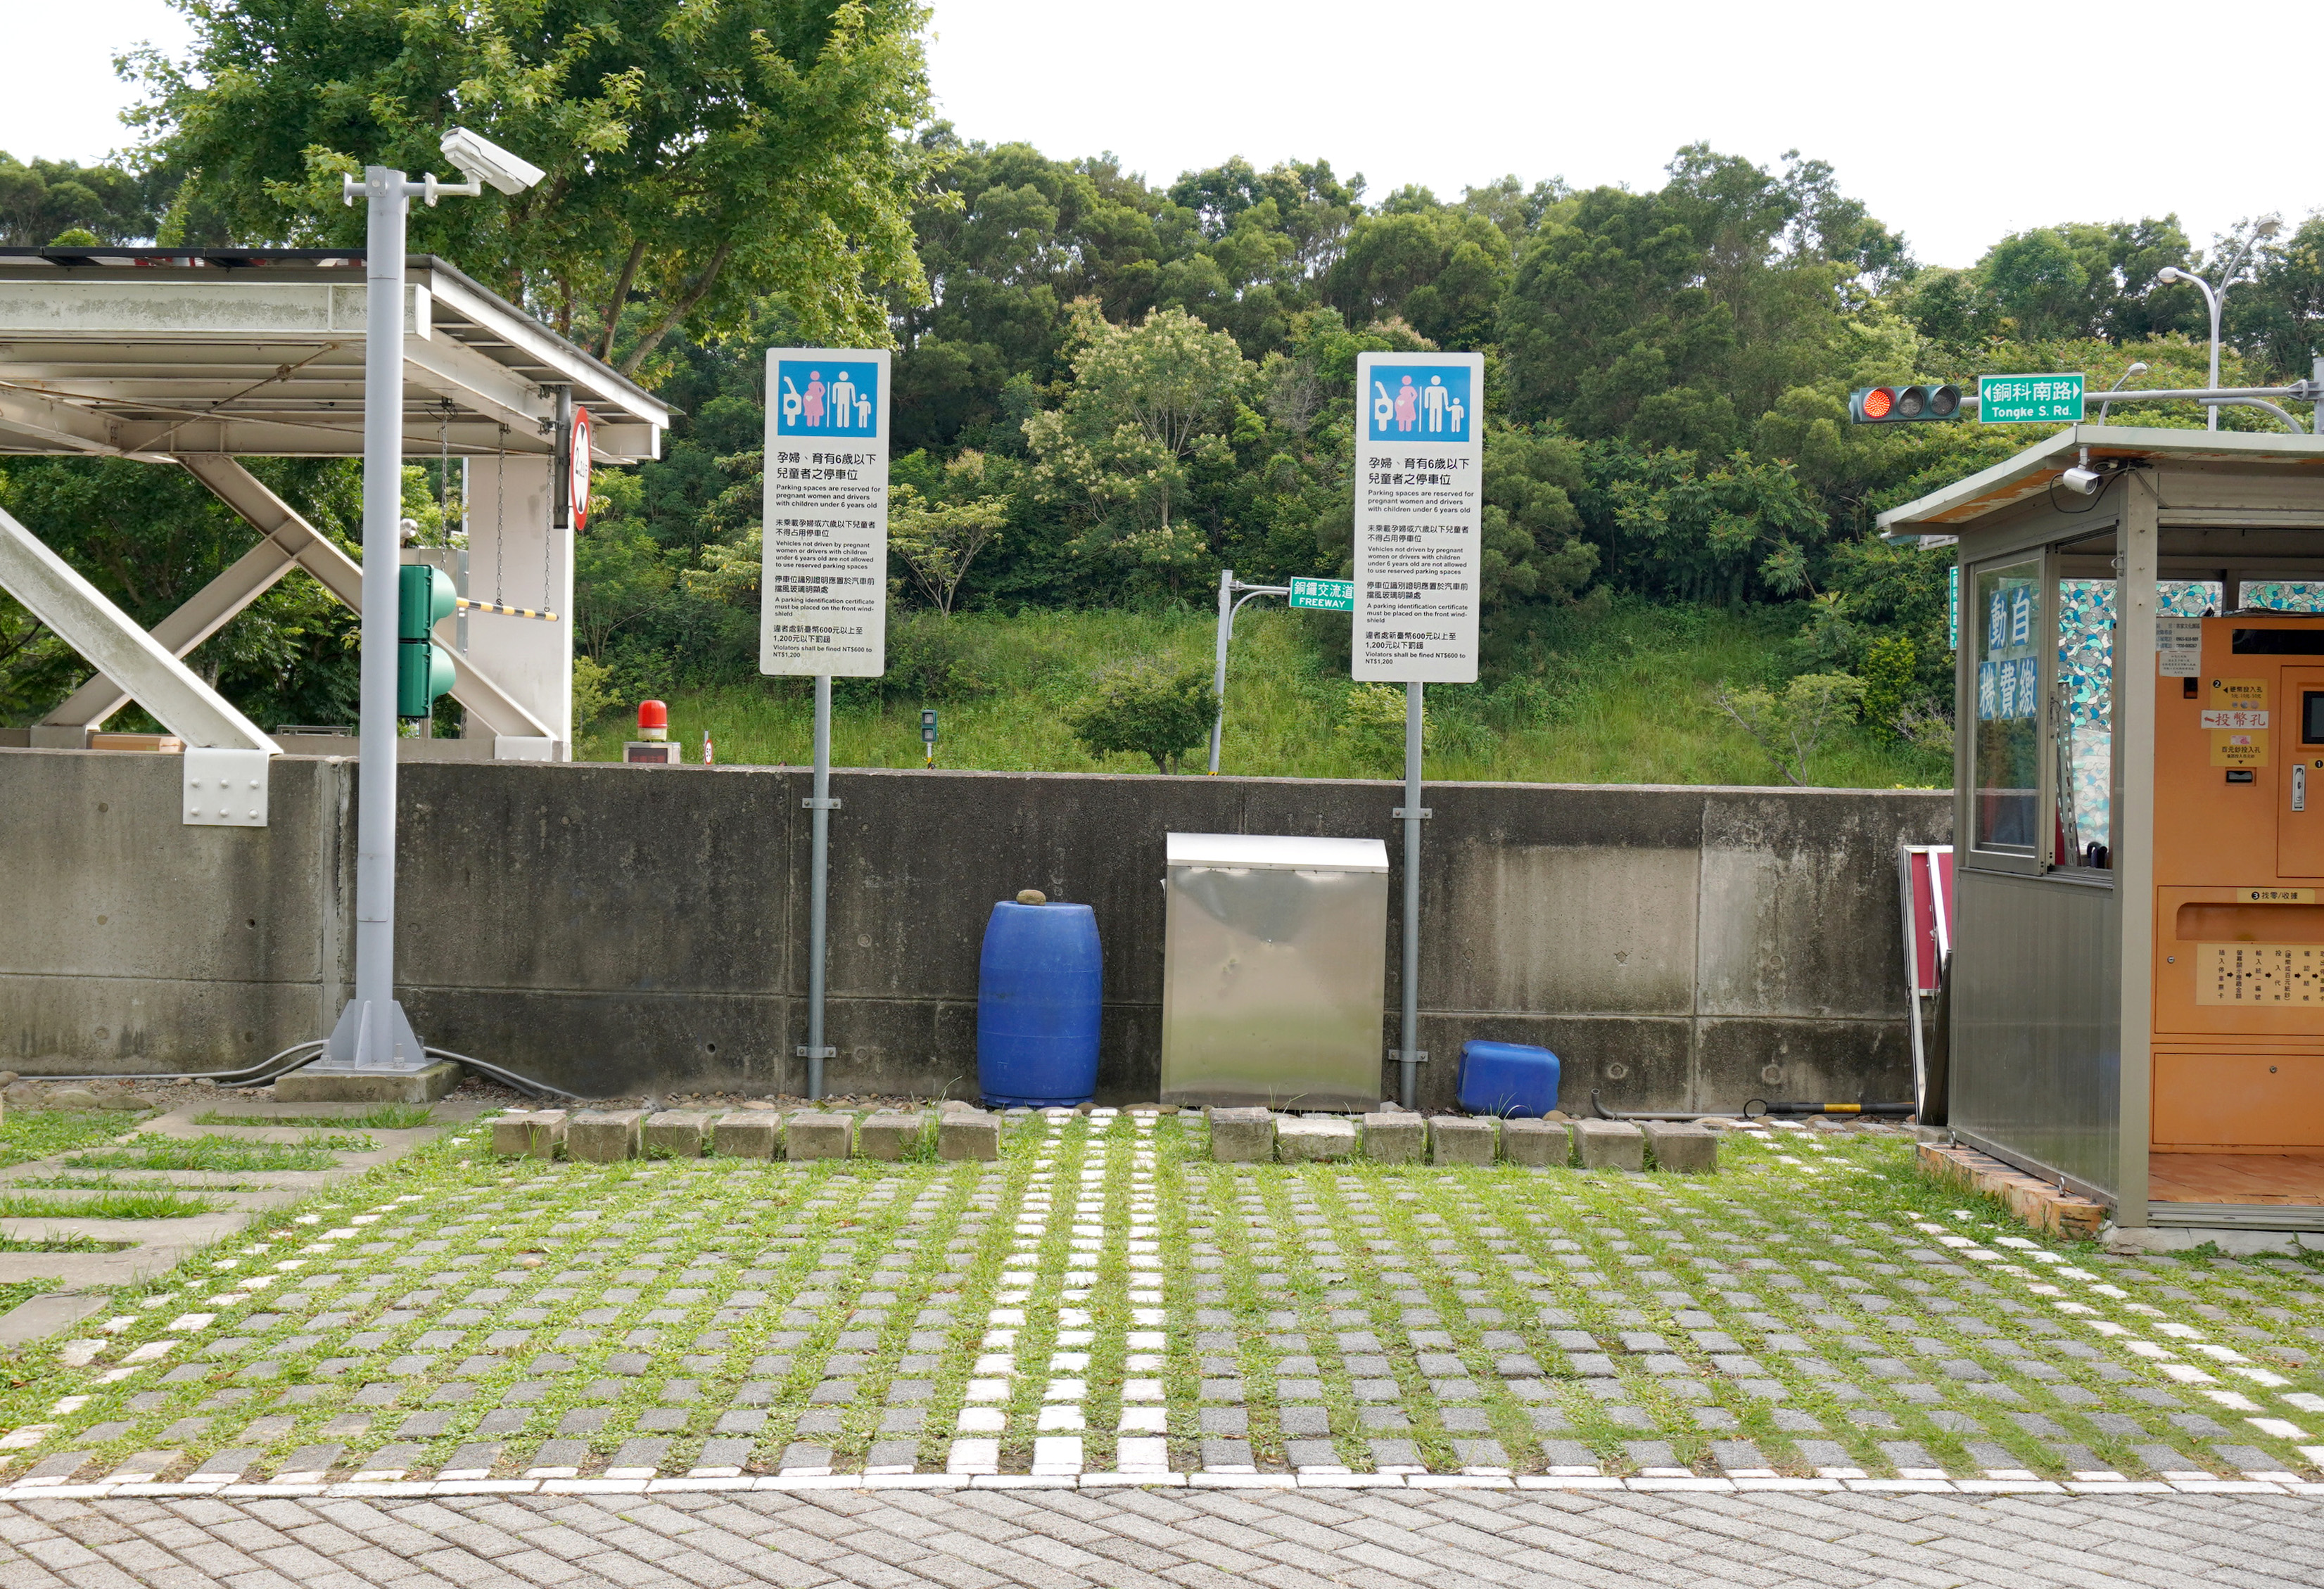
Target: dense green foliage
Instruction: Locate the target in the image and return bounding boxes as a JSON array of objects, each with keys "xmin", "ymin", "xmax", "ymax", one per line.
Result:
[{"xmin": 8, "ymin": 4, "xmax": 2324, "ymax": 781}]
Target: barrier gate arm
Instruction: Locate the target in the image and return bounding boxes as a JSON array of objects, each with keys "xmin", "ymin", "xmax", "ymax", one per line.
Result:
[
  {"xmin": 0, "ymin": 500, "xmax": 273, "ymax": 753},
  {"xmin": 39, "ymin": 455, "xmax": 554, "ymax": 742}
]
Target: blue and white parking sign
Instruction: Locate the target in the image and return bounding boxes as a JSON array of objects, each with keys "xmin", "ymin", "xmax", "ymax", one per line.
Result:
[
  {"xmin": 773, "ymin": 358, "xmax": 881, "ymax": 438},
  {"xmin": 1366, "ymin": 363, "xmax": 1472, "ymax": 443}
]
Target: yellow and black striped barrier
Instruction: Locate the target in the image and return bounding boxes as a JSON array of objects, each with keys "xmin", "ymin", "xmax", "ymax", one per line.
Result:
[{"xmin": 457, "ymin": 599, "xmax": 559, "ymax": 621}]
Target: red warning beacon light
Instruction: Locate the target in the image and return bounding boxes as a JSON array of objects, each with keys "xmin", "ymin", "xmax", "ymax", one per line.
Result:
[{"xmin": 637, "ymin": 699, "xmax": 668, "ymax": 742}]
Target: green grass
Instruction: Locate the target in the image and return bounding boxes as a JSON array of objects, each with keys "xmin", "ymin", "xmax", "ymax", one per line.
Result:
[
  {"xmin": 12, "ymin": 1173, "xmax": 271, "ymax": 1192},
  {"xmin": 0, "ymin": 1280, "xmax": 57, "ymax": 1319},
  {"xmin": 63, "ymin": 1137, "xmax": 363, "ymax": 1172},
  {"xmin": 573, "ymin": 601, "xmax": 1949, "ymax": 788},
  {"xmin": 0, "ymin": 1234, "xmax": 128, "ymax": 1252},
  {"xmin": 194, "ymin": 1104, "xmax": 433, "ymax": 1130},
  {"xmin": 0, "ymin": 1191, "xmax": 222, "ymax": 1220},
  {"xmin": 0, "ymin": 1111, "xmax": 146, "ymax": 1170}
]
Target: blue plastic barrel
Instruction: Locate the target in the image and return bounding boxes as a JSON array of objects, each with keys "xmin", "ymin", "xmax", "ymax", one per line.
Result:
[
  {"xmin": 1457, "ymin": 1039, "xmax": 1561, "ymax": 1118},
  {"xmin": 977, "ymin": 901, "xmax": 1103, "ymax": 1108}
]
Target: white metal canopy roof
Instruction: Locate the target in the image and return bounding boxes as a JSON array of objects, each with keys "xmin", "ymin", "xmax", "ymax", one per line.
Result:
[
  {"xmin": 0, "ymin": 248, "xmax": 668, "ymax": 464},
  {"xmin": 1876, "ymin": 424, "xmax": 2324, "ymax": 544}
]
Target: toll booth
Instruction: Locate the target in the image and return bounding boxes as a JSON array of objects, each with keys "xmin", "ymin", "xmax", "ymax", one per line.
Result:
[{"xmin": 1880, "ymin": 425, "xmax": 2324, "ymax": 1237}]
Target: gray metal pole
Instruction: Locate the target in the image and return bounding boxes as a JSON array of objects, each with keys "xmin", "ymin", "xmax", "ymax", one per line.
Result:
[
  {"xmin": 807, "ymin": 672, "xmax": 832, "ymax": 1100},
  {"xmin": 353, "ymin": 166, "xmax": 408, "ymax": 1064},
  {"xmin": 1208, "ymin": 568, "xmax": 1231, "ymax": 774},
  {"xmin": 1400, "ymin": 680, "xmax": 1423, "ymax": 1110}
]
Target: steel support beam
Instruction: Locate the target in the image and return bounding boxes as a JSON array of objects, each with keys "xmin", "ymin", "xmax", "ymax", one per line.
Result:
[
  {"xmin": 0, "ymin": 500, "xmax": 275, "ymax": 752},
  {"xmin": 37, "ymin": 454, "xmax": 553, "ymax": 740}
]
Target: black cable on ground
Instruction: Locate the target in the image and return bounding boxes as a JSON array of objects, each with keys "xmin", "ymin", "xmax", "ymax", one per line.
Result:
[
  {"xmin": 424, "ymin": 1047, "xmax": 585, "ymax": 1102},
  {"xmin": 7, "ymin": 1039, "xmax": 328, "ymax": 1090}
]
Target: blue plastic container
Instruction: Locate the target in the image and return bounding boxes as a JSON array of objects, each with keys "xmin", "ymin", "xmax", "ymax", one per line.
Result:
[
  {"xmin": 1456, "ymin": 1039, "xmax": 1561, "ymax": 1118},
  {"xmin": 977, "ymin": 900, "xmax": 1103, "ymax": 1108}
]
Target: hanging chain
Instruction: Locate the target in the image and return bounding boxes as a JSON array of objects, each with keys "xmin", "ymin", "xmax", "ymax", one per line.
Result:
[{"xmin": 494, "ymin": 424, "xmax": 507, "ymax": 604}]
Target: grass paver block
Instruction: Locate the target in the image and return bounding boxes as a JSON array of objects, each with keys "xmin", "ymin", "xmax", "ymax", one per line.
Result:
[
  {"xmin": 490, "ymin": 1110, "xmax": 566, "ymax": 1159},
  {"xmin": 1501, "ymin": 1116, "xmax": 1569, "ymax": 1166},
  {"xmin": 640, "ymin": 1111, "xmax": 712, "ymax": 1159},
  {"xmin": 1430, "ymin": 1115, "xmax": 1497, "ymax": 1165},
  {"xmin": 1207, "ymin": 1107, "xmax": 1274, "ymax": 1162},
  {"xmin": 785, "ymin": 1113, "xmax": 851, "ymax": 1161},
  {"xmin": 857, "ymin": 1112, "xmax": 927, "ymax": 1161},
  {"xmin": 565, "ymin": 1109, "xmax": 645, "ymax": 1163},
  {"xmin": 936, "ymin": 1111, "xmax": 999, "ymax": 1161},
  {"xmin": 711, "ymin": 1112, "xmax": 779, "ymax": 1159},
  {"xmin": 1642, "ymin": 1120, "xmax": 1717, "ymax": 1173},
  {"xmin": 1276, "ymin": 1116, "xmax": 1357, "ymax": 1162},
  {"xmin": 1361, "ymin": 1112, "xmax": 1425, "ymax": 1163},
  {"xmin": 1574, "ymin": 1116, "xmax": 1645, "ymax": 1170}
]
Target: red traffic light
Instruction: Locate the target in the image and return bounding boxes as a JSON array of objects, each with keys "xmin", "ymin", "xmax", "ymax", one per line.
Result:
[{"xmin": 1850, "ymin": 383, "xmax": 1962, "ymax": 425}]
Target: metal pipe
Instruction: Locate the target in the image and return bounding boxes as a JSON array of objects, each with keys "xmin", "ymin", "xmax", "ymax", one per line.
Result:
[
  {"xmin": 2202, "ymin": 395, "xmax": 2306, "ymax": 433},
  {"xmin": 352, "ymin": 167, "xmax": 408, "ymax": 1065},
  {"xmin": 1399, "ymin": 681, "xmax": 1422, "ymax": 1111},
  {"xmin": 807, "ymin": 672, "xmax": 832, "ymax": 1101},
  {"xmin": 1963, "ymin": 382, "xmax": 2313, "ymax": 411}
]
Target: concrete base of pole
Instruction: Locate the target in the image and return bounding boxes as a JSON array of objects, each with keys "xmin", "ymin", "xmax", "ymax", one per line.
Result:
[{"xmin": 276, "ymin": 1059, "xmax": 460, "ymax": 1104}]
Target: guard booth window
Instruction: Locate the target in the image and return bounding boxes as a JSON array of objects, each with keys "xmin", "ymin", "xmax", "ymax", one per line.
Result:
[
  {"xmin": 2055, "ymin": 574, "xmax": 2115, "ymax": 870},
  {"xmin": 1972, "ymin": 559, "xmax": 2042, "ymax": 852}
]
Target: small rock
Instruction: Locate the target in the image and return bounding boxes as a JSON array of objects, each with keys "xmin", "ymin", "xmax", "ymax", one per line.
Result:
[
  {"xmin": 46, "ymin": 1087, "xmax": 103, "ymax": 1111},
  {"xmin": 2, "ymin": 1083, "xmax": 46, "ymax": 1110},
  {"xmin": 0, "ymin": 1071, "xmax": 17, "ymax": 1087},
  {"xmin": 519, "ymin": 1256, "xmax": 543, "ymax": 1268},
  {"xmin": 741, "ymin": 1099, "xmax": 778, "ymax": 1111},
  {"xmin": 1016, "ymin": 888, "xmax": 1048, "ymax": 905}
]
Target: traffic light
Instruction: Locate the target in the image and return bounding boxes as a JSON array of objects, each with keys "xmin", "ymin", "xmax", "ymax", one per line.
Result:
[
  {"xmin": 397, "ymin": 564, "xmax": 457, "ymax": 719},
  {"xmin": 1850, "ymin": 383, "xmax": 1963, "ymax": 424}
]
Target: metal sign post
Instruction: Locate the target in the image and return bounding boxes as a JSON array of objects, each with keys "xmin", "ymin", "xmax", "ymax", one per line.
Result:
[
  {"xmin": 1207, "ymin": 568, "xmax": 1288, "ymax": 774},
  {"xmin": 761, "ymin": 347, "xmax": 891, "ymax": 1099},
  {"xmin": 1353, "ymin": 350, "xmax": 1484, "ymax": 1108}
]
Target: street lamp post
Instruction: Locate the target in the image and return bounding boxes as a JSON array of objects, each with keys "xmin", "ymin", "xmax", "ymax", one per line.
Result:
[{"xmin": 2157, "ymin": 267, "xmax": 2223, "ymax": 432}]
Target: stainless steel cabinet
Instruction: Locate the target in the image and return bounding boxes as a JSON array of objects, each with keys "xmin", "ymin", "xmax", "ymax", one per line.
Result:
[{"xmin": 1160, "ymin": 832, "xmax": 1389, "ymax": 1110}]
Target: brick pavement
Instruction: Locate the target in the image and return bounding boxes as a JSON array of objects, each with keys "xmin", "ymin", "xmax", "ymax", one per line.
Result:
[{"xmin": 0, "ymin": 1482, "xmax": 2320, "ymax": 1588}]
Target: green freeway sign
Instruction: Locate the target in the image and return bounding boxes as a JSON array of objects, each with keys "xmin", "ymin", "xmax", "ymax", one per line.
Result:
[
  {"xmin": 1979, "ymin": 372, "xmax": 2084, "ymax": 424},
  {"xmin": 1289, "ymin": 576, "xmax": 1354, "ymax": 612}
]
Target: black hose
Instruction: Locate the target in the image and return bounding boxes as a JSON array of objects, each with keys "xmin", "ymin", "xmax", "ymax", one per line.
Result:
[
  {"xmin": 423, "ymin": 1047, "xmax": 585, "ymax": 1102},
  {"xmin": 4, "ymin": 1039, "xmax": 328, "ymax": 1089}
]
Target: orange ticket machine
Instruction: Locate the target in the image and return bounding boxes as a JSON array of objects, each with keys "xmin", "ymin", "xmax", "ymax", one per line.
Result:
[{"xmin": 2152, "ymin": 612, "xmax": 2324, "ymax": 1155}]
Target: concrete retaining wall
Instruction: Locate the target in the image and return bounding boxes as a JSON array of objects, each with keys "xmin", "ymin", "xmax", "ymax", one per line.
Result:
[{"xmin": 0, "ymin": 748, "xmax": 1949, "ymax": 1108}]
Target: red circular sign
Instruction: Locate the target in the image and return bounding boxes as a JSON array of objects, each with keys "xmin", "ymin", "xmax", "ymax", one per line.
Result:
[{"xmin": 569, "ymin": 406, "xmax": 592, "ymax": 532}]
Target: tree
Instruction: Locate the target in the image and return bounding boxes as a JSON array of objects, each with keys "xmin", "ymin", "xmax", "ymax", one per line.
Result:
[
  {"xmin": 889, "ymin": 459, "xmax": 1009, "ymax": 615},
  {"xmin": 1064, "ymin": 658, "xmax": 1217, "ymax": 773},
  {"xmin": 0, "ymin": 153, "xmax": 166, "ymax": 245},
  {"xmin": 1024, "ymin": 303, "xmax": 1251, "ymax": 575},
  {"xmin": 131, "ymin": 0, "xmax": 932, "ymax": 373},
  {"xmin": 1713, "ymin": 672, "xmax": 1865, "ymax": 785}
]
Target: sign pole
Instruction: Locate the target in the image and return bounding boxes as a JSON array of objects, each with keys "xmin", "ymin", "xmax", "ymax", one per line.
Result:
[
  {"xmin": 807, "ymin": 673, "xmax": 832, "ymax": 1101},
  {"xmin": 1351, "ymin": 350, "xmax": 1482, "ymax": 1110},
  {"xmin": 1208, "ymin": 568, "xmax": 1232, "ymax": 774},
  {"xmin": 760, "ymin": 347, "xmax": 889, "ymax": 1102},
  {"xmin": 1401, "ymin": 681, "xmax": 1423, "ymax": 1110}
]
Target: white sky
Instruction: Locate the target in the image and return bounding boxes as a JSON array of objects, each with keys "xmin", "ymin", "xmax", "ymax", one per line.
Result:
[{"xmin": 7, "ymin": 0, "xmax": 2316, "ymax": 269}]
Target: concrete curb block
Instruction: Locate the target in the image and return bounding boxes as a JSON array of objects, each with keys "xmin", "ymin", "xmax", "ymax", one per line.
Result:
[{"xmin": 0, "ymin": 1473, "xmax": 2306, "ymax": 1500}]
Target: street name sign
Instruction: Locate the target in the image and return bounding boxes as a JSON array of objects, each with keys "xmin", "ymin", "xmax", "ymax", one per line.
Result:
[
  {"xmin": 1979, "ymin": 372, "xmax": 2084, "ymax": 424},
  {"xmin": 1352, "ymin": 350, "xmax": 1483, "ymax": 682},
  {"xmin": 761, "ymin": 347, "xmax": 890, "ymax": 677},
  {"xmin": 1289, "ymin": 576, "xmax": 1354, "ymax": 611}
]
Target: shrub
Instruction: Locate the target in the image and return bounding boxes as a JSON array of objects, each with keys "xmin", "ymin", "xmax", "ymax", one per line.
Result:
[
  {"xmin": 1065, "ymin": 658, "xmax": 1218, "ymax": 773},
  {"xmin": 1335, "ymin": 681, "xmax": 1429, "ymax": 772},
  {"xmin": 1713, "ymin": 672, "xmax": 1866, "ymax": 785}
]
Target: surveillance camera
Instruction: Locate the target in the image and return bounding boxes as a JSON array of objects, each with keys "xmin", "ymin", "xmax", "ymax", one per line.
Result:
[
  {"xmin": 2059, "ymin": 465, "xmax": 2103, "ymax": 495},
  {"xmin": 440, "ymin": 127, "xmax": 545, "ymax": 196}
]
